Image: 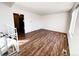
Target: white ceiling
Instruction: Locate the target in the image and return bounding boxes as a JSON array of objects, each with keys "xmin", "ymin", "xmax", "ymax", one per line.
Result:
[{"xmin": 14, "ymin": 2, "xmax": 74, "ymax": 15}]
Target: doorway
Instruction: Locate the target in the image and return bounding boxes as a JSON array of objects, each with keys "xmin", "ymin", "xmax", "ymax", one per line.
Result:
[{"xmin": 13, "ymin": 13, "xmax": 25, "ymax": 40}]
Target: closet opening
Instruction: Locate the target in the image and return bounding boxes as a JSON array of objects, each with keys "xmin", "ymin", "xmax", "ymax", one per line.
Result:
[{"xmin": 13, "ymin": 13, "xmax": 25, "ymax": 40}]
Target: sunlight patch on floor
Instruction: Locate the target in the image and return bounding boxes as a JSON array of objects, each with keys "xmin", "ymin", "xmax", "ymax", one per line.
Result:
[{"xmin": 18, "ymin": 39, "xmax": 29, "ymax": 45}]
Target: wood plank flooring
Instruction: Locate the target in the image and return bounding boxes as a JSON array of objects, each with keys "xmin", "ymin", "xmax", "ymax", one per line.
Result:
[{"xmin": 17, "ymin": 29, "xmax": 70, "ymax": 56}]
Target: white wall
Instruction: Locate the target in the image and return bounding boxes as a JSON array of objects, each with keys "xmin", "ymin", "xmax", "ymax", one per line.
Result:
[
  {"xmin": 0, "ymin": 3, "xmax": 13, "ymax": 33},
  {"xmin": 69, "ymin": 8, "xmax": 78, "ymax": 37},
  {"xmin": 41, "ymin": 12, "xmax": 69, "ymax": 33},
  {"xmin": 68, "ymin": 7, "xmax": 79, "ymax": 56},
  {"xmin": 72, "ymin": 11, "xmax": 79, "ymax": 55},
  {"xmin": 24, "ymin": 11, "xmax": 41, "ymax": 33}
]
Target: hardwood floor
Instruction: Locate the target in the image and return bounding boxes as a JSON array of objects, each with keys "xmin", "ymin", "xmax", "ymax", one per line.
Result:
[{"xmin": 17, "ymin": 29, "xmax": 70, "ymax": 56}]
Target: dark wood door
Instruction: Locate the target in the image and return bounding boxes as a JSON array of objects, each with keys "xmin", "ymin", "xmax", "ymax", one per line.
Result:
[
  {"xmin": 13, "ymin": 13, "xmax": 19, "ymax": 33},
  {"xmin": 19, "ymin": 14, "xmax": 25, "ymax": 35},
  {"xmin": 13, "ymin": 13, "xmax": 25, "ymax": 39}
]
